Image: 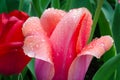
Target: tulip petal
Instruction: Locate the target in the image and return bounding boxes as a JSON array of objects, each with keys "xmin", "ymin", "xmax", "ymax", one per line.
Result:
[
  {"xmin": 22, "ymin": 17, "xmax": 47, "ymax": 36},
  {"xmin": 5, "ymin": 20, "xmax": 24, "ymax": 42},
  {"xmin": 22, "ymin": 17, "xmax": 54, "ymax": 79},
  {"xmin": 0, "ymin": 10, "xmax": 30, "ymax": 75},
  {"xmin": 9, "ymin": 10, "xmax": 29, "ymax": 21},
  {"xmin": 34, "ymin": 9, "xmax": 66, "ymax": 80},
  {"xmin": 0, "ymin": 16, "xmax": 19, "ymax": 42},
  {"xmin": 0, "ymin": 42, "xmax": 23, "ymax": 56},
  {"xmin": 76, "ymin": 9, "xmax": 92, "ymax": 53},
  {"xmin": 68, "ymin": 36, "xmax": 113, "ymax": 80},
  {"xmin": 0, "ymin": 42, "xmax": 30, "ymax": 75},
  {"xmin": 0, "ymin": 13, "xmax": 9, "ymax": 37},
  {"xmin": 23, "ymin": 17, "xmax": 52, "ymax": 62},
  {"xmin": 40, "ymin": 8, "xmax": 66, "ymax": 36},
  {"xmin": 35, "ymin": 59, "xmax": 54, "ymax": 80},
  {"xmin": 50, "ymin": 8, "xmax": 92, "ymax": 79}
]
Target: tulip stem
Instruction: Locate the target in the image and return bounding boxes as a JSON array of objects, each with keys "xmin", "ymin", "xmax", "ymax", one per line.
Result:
[
  {"xmin": 88, "ymin": 0, "xmax": 104, "ymax": 42},
  {"xmin": 19, "ymin": 0, "xmax": 24, "ymax": 11}
]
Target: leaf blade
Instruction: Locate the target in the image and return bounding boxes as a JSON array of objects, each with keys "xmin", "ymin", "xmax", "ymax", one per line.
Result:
[{"xmin": 93, "ymin": 54, "xmax": 120, "ymax": 80}]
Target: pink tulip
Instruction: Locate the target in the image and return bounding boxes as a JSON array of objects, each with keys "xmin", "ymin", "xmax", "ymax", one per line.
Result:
[
  {"xmin": 22, "ymin": 8, "xmax": 113, "ymax": 80},
  {"xmin": 119, "ymin": 0, "xmax": 120, "ymax": 3}
]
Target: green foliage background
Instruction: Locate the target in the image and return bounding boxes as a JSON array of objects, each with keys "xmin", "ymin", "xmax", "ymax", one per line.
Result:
[{"xmin": 0, "ymin": 0, "xmax": 120, "ymax": 80}]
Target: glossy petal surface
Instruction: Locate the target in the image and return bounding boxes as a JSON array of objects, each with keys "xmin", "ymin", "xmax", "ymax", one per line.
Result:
[
  {"xmin": 22, "ymin": 17, "xmax": 54, "ymax": 79},
  {"xmin": 0, "ymin": 10, "xmax": 30, "ymax": 75},
  {"xmin": 68, "ymin": 36, "xmax": 113, "ymax": 80},
  {"xmin": 40, "ymin": 8, "xmax": 66, "ymax": 36},
  {"xmin": 50, "ymin": 8, "xmax": 92, "ymax": 80},
  {"xmin": 22, "ymin": 8, "xmax": 113, "ymax": 80}
]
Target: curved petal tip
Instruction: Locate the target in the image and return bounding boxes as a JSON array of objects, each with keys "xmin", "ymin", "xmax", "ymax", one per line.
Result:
[{"xmin": 80, "ymin": 35, "xmax": 114, "ymax": 58}]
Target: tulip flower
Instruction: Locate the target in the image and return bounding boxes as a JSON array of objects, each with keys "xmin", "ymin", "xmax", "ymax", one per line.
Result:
[
  {"xmin": 22, "ymin": 8, "xmax": 113, "ymax": 80},
  {"xmin": 119, "ymin": 0, "xmax": 120, "ymax": 3},
  {"xmin": 0, "ymin": 10, "xmax": 31, "ymax": 75}
]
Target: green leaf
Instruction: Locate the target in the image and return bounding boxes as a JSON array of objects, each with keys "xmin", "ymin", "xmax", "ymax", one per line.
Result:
[
  {"xmin": 93, "ymin": 53, "xmax": 120, "ymax": 80},
  {"xmin": 88, "ymin": 0, "xmax": 104, "ymax": 42},
  {"xmin": 21, "ymin": 67, "xmax": 28, "ymax": 79},
  {"xmin": 70, "ymin": 0, "xmax": 92, "ymax": 12},
  {"xmin": 0, "ymin": 0, "xmax": 37, "ymax": 16},
  {"xmin": 32, "ymin": 0, "xmax": 42, "ymax": 17},
  {"xmin": 27, "ymin": 59, "xmax": 36, "ymax": 78},
  {"xmin": 0, "ymin": 0, "xmax": 8, "ymax": 13},
  {"xmin": 28, "ymin": 3, "xmax": 38, "ymax": 16},
  {"xmin": 6, "ymin": 0, "xmax": 19, "ymax": 12},
  {"xmin": 64, "ymin": 0, "xmax": 72, "ymax": 11},
  {"xmin": 21, "ymin": 0, "xmax": 31, "ymax": 12},
  {"xmin": 32, "ymin": 0, "xmax": 50, "ymax": 17},
  {"xmin": 18, "ymin": 0, "xmax": 24, "ymax": 11},
  {"xmin": 60, "ymin": 0, "xmax": 67, "ymax": 10},
  {"xmin": 102, "ymin": 0, "xmax": 114, "ymax": 26},
  {"xmin": 112, "ymin": 2, "xmax": 120, "ymax": 80},
  {"xmin": 39, "ymin": 0, "xmax": 50, "ymax": 12},
  {"xmin": 17, "ymin": 73, "xmax": 23, "ymax": 80},
  {"xmin": 107, "ymin": 0, "xmax": 116, "ymax": 8},
  {"xmin": 20, "ymin": 0, "xmax": 37, "ymax": 16},
  {"xmin": 98, "ymin": 11, "xmax": 112, "ymax": 36},
  {"xmin": 112, "ymin": 3, "xmax": 120, "ymax": 53},
  {"xmin": 0, "ymin": 0, "xmax": 20, "ymax": 13},
  {"xmin": 98, "ymin": 10, "xmax": 116, "ymax": 62},
  {"xmin": 51, "ymin": 0, "xmax": 60, "ymax": 8}
]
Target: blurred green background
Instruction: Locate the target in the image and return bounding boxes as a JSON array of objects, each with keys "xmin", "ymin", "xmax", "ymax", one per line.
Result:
[{"xmin": 0, "ymin": 0, "xmax": 120, "ymax": 80}]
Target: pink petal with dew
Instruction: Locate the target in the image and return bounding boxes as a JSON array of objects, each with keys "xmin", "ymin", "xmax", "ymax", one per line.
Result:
[
  {"xmin": 23, "ymin": 35, "xmax": 52, "ymax": 62},
  {"xmin": 76, "ymin": 9, "xmax": 92, "ymax": 53},
  {"xmin": 22, "ymin": 17, "xmax": 54, "ymax": 79},
  {"xmin": 68, "ymin": 36, "xmax": 113, "ymax": 80},
  {"xmin": 50, "ymin": 8, "xmax": 92, "ymax": 80},
  {"xmin": 34, "ymin": 8, "xmax": 66, "ymax": 79},
  {"xmin": 22, "ymin": 17, "xmax": 46, "ymax": 37},
  {"xmin": 40, "ymin": 8, "xmax": 66, "ymax": 36}
]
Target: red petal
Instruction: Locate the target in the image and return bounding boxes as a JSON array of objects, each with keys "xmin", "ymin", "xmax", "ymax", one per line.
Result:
[
  {"xmin": 0, "ymin": 10, "xmax": 30, "ymax": 75},
  {"xmin": 0, "ymin": 42, "xmax": 30, "ymax": 75},
  {"xmin": 9, "ymin": 10, "xmax": 29, "ymax": 21},
  {"xmin": 22, "ymin": 17, "xmax": 54, "ymax": 79},
  {"xmin": 0, "ymin": 16, "xmax": 19, "ymax": 42},
  {"xmin": 5, "ymin": 20, "xmax": 24, "ymax": 42},
  {"xmin": 0, "ymin": 10, "xmax": 28, "ymax": 42},
  {"xmin": 40, "ymin": 8, "xmax": 66, "ymax": 36},
  {"xmin": 0, "ymin": 13, "xmax": 9, "ymax": 37},
  {"xmin": 0, "ymin": 42, "xmax": 23, "ymax": 56},
  {"xmin": 68, "ymin": 36, "xmax": 113, "ymax": 80},
  {"xmin": 50, "ymin": 8, "xmax": 92, "ymax": 80}
]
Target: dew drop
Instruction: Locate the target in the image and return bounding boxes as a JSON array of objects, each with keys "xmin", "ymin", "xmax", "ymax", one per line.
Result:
[{"xmin": 28, "ymin": 51, "xmax": 35, "ymax": 57}]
